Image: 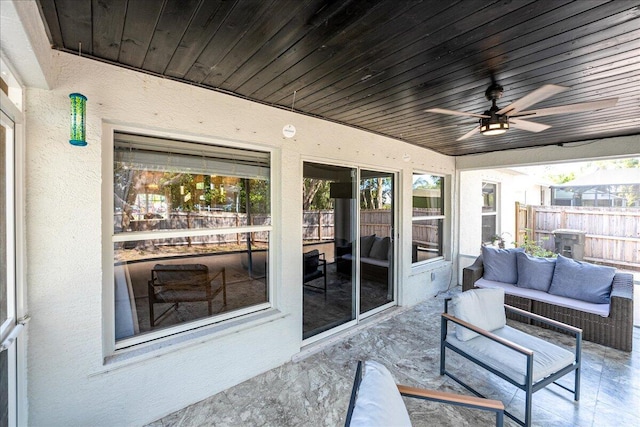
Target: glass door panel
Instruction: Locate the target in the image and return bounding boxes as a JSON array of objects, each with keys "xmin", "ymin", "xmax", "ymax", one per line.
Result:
[
  {"xmin": 359, "ymin": 170, "xmax": 394, "ymax": 314},
  {"xmin": 302, "ymin": 162, "xmax": 356, "ymax": 339}
]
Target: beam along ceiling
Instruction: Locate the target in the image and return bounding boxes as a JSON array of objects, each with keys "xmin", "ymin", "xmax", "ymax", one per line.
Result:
[{"xmin": 36, "ymin": 0, "xmax": 640, "ymax": 156}]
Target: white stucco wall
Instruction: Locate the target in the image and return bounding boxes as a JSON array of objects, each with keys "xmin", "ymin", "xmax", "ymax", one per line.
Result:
[
  {"xmin": 23, "ymin": 50, "xmax": 455, "ymax": 425},
  {"xmin": 457, "ymin": 169, "xmax": 546, "ymax": 276}
]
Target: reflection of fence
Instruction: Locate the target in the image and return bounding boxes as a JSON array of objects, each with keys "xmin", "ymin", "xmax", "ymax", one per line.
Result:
[
  {"xmin": 302, "ymin": 210, "xmax": 395, "ymax": 240},
  {"xmin": 302, "ymin": 209, "xmax": 441, "ymax": 244},
  {"xmin": 114, "ymin": 211, "xmax": 270, "ymax": 246},
  {"xmin": 527, "ymin": 205, "xmax": 640, "ymax": 271}
]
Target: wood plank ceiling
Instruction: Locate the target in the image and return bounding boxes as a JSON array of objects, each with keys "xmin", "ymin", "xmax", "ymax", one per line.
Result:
[{"xmin": 36, "ymin": 0, "xmax": 640, "ymax": 156}]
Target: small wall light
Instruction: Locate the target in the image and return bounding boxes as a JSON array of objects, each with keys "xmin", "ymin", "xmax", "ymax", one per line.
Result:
[{"xmin": 69, "ymin": 93, "xmax": 87, "ymax": 146}]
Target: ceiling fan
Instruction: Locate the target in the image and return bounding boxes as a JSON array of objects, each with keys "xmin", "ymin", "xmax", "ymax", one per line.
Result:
[{"xmin": 425, "ymin": 83, "xmax": 618, "ymax": 141}]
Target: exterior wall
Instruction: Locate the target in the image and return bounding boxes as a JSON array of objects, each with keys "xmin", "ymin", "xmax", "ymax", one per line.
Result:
[
  {"xmin": 456, "ymin": 139, "xmax": 640, "ymax": 279},
  {"xmin": 458, "ymin": 169, "xmax": 545, "ymax": 275},
  {"xmin": 23, "ymin": 50, "xmax": 455, "ymax": 425}
]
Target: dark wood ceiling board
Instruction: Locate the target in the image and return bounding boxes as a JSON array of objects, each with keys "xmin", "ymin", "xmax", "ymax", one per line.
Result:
[
  {"xmin": 269, "ymin": 0, "xmax": 472, "ymax": 108},
  {"xmin": 35, "ymin": 0, "xmax": 64, "ymax": 48},
  {"xmin": 217, "ymin": 0, "xmax": 338, "ymax": 92},
  {"xmin": 311, "ymin": 1, "xmax": 636, "ymax": 118},
  {"xmin": 142, "ymin": 0, "xmax": 203, "ymax": 74},
  {"xmin": 118, "ymin": 1, "xmax": 165, "ymax": 68},
  {"xmin": 232, "ymin": 0, "xmax": 373, "ymax": 96},
  {"xmin": 256, "ymin": 0, "xmax": 463, "ymax": 105},
  {"xmin": 301, "ymin": 0, "xmax": 576, "ymax": 115},
  {"xmin": 54, "ymin": 0, "xmax": 92, "ymax": 55},
  {"xmin": 394, "ymin": 98, "xmax": 640, "ymax": 136},
  {"xmin": 287, "ymin": 0, "xmax": 511, "ymax": 111},
  {"xmin": 412, "ymin": 112, "xmax": 640, "ymax": 148},
  {"xmin": 332, "ymin": 16, "xmax": 640, "ymax": 127},
  {"xmin": 91, "ymin": 0, "xmax": 127, "ymax": 61},
  {"xmin": 355, "ymin": 52, "xmax": 640, "ymax": 132},
  {"xmin": 163, "ymin": 0, "xmax": 235, "ymax": 79},
  {"xmin": 201, "ymin": 0, "xmax": 313, "ymax": 88},
  {"xmin": 382, "ymin": 95, "xmax": 640, "ymax": 140},
  {"xmin": 405, "ymin": 108, "xmax": 640, "ymax": 144},
  {"xmin": 183, "ymin": 0, "xmax": 279, "ymax": 84},
  {"xmin": 241, "ymin": 0, "xmax": 398, "ymax": 100}
]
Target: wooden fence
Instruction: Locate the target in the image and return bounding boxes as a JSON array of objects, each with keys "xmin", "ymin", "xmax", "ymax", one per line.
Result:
[{"xmin": 518, "ymin": 204, "xmax": 640, "ymax": 271}]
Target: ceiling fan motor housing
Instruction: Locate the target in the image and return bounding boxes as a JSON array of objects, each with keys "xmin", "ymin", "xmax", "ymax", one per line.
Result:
[
  {"xmin": 484, "ymin": 83, "xmax": 504, "ymax": 101},
  {"xmin": 480, "ymin": 108, "xmax": 509, "ymax": 135}
]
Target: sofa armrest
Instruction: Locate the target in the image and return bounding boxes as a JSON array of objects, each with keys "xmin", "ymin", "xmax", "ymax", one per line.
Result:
[
  {"xmin": 462, "ymin": 256, "xmax": 484, "ymax": 291},
  {"xmin": 611, "ymin": 272, "xmax": 634, "ymax": 301}
]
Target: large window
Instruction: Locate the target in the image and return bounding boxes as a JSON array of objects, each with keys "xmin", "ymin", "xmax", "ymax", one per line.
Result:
[
  {"xmin": 482, "ymin": 182, "xmax": 497, "ymax": 243},
  {"xmin": 412, "ymin": 173, "xmax": 444, "ymax": 263},
  {"xmin": 112, "ymin": 132, "xmax": 271, "ymax": 343}
]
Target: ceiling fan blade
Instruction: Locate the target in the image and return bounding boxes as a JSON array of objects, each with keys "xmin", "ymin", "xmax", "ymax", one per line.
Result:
[
  {"xmin": 425, "ymin": 108, "xmax": 488, "ymax": 118},
  {"xmin": 509, "ymin": 118, "xmax": 551, "ymax": 133},
  {"xmin": 511, "ymin": 98, "xmax": 618, "ymax": 118},
  {"xmin": 497, "ymin": 84, "xmax": 569, "ymax": 115},
  {"xmin": 456, "ymin": 126, "xmax": 481, "ymax": 141}
]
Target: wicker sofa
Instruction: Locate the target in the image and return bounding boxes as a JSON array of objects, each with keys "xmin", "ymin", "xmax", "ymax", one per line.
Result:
[{"xmin": 463, "ymin": 252, "xmax": 634, "ymax": 351}]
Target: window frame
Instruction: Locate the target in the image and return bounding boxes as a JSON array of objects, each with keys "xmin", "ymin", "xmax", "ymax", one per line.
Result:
[
  {"xmin": 481, "ymin": 181, "xmax": 498, "ymax": 244},
  {"xmin": 102, "ymin": 124, "xmax": 275, "ymax": 355},
  {"xmin": 411, "ymin": 172, "xmax": 446, "ymax": 265}
]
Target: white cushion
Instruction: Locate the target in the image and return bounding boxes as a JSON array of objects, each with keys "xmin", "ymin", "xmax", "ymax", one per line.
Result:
[
  {"xmin": 451, "ymin": 288, "xmax": 506, "ymax": 341},
  {"xmin": 349, "ymin": 361, "xmax": 412, "ymax": 427},
  {"xmin": 446, "ymin": 325, "xmax": 576, "ymax": 385},
  {"xmin": 475, "ymin": 278, "xmax": 610, "ymax": 317}
]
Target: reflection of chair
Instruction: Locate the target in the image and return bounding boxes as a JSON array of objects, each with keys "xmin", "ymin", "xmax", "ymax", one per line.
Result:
[
  {"xmin": 148, "ymin": 264, "xmax": 227, "ymax": 327},
  {"xmin": 345, "ymin": 360, "xmax": 504, "ymax": 427},
  {"xmin": 441, "ymin": 288, "xmax": 581, "ymax": 427},
  {"xmin": 303, "ymin": 250, "xmax": 327, "ymax": 293}
]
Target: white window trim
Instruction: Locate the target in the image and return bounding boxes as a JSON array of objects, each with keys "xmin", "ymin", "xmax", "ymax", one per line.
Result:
[
  {"xmin": 102, "ymin": 123, "xmax": 277, "ymax": 358},
  {"xmin": 481, "ymin": 181, "xmax": 499, "ymax": 243},
  {"xmin": 1, "ymin": 55, "xmax": 29, "ymax": 425},
  {"xmin": 411, "ymin": 172, "xmax": 447, "ymax": 265}
]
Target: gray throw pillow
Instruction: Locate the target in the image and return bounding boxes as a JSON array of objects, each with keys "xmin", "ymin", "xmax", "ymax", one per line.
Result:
[
  {"xmin": 516, "ymin": 252, "xmax": 556, "ymax": 292},
  {"xmin": 481, "ymin": 246, "xmax": 524, "ymax": 284},
  {"xmin": 360, "ymin": 235, "xmax": 376, "ymax": 258},
  {"xmin": 369, "ymin": 237, "xmax": 390, "ymax": 260},
  {"xmin": 548, "ymin": 255, "xmax": 615, "ymax": 304}
]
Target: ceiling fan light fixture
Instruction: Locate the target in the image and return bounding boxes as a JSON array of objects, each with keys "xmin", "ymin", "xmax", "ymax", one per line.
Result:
[{"xmin": 480, "ymin": 115, "xmax": 509, "ymax": 136}]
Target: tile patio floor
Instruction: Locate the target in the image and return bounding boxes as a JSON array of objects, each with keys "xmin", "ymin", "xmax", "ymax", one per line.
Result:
[{"xmin": 148, "ymin": 287, "xmax": 640, "ymax": 426}]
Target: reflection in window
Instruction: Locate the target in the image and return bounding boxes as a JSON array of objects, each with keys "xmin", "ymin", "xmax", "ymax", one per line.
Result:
[
  {"xmin": 412, "ymin": 173, "xmax": 445, "ymax": 263},
  {"xmin": 113, "ymin": 132, "xmax": 271, "ymax": 342},
  {"xmin": 482, "ymin": 182, "xmax": 497, "ymax": 243}
]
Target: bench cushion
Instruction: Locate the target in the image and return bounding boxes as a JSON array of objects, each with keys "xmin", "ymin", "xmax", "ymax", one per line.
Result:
[
  {"xmin": 475, "ymin": 278, "xmax": 610, "ymax": 317},
  {"xmin": 349, "ymin": 361, "xmax": 411, "ymax": 427},
  {"xmin": 446, "ymin": 325, "xmax": 576, "ymax": 385}
]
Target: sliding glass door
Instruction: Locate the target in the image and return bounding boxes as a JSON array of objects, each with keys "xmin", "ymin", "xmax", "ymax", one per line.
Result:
[
  {"xmin": 302, "ymin": 163, "xmax": 396, "ymax": 340},
  {"xmin": 302, "ymin": 163, "xmax": 356, "ymax": 339},
  {"xmin": 359, "ymin": 170, "xmax": 394, "ymax": 315}
]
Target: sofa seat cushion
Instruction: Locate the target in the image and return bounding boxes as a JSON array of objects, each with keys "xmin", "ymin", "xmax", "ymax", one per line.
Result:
[
  {"xmin": 446, "ymin": 325, "xmax": 576, "ymax": 385},
  {"xmin": 341, "ymin": 254, "xmax": 389, "ymax": 267},
  {"xmin": 475, "ymin": 278, "xmax": 610, "ymax": 317}
]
